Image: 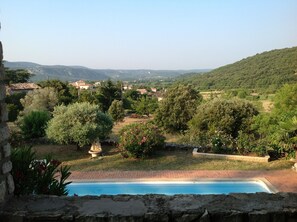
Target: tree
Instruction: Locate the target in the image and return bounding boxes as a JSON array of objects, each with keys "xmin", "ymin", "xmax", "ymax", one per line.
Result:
[
  {"xmin": 189, "ymin": 99, "xmax": 258, "ymax": 140},
  {"xmin": 187, "ymin": 99, "xmax": 259, "ymax": 153},
  {"xmin": 38, "ymin": 79, "xmax": 77, "ymax": 105},
  {"xmin": 154, "ymin": 84, "xmax": 202, "ymax": 132},
  {"xmin": 273, "ymin": 83, "xmax": 297, "ymax": 115},
  {"xmin": 108, "ymin": 100, "xmax": 125, "ymax": 123},
  {"xmin": 133, "ymin": 96, "xmax": 158, "ymax": 116},
  {"xmin": 20, "ymin": 87, "xmax": 58, "ymax": 116},
  {"xmin": 96, "ymin": 80, "xmax": 122, "ymax": 112},
  {"xmin": 122, "ymin": 89, "xmax": 141, "ymax": 110},
  {"xmin": 5, "ymin": 92, "xmax": 26, "ymax": 121},
  {"xmin": 46, "ymin": 102, "xmax": 113, "ymax": 149},
  {"xmin": 252, "ymin": 83, "xmax": 297, "ymax": 157},
  {"xmin": 19, "ymin": 110, "xmax": 50, "ymax": 139},
  {"xmin": 4, "ymin": 68, "xmax": 34, "ymax": 84}
]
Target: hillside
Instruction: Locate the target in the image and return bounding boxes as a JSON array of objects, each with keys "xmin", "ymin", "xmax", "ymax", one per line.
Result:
[
  {"xmin": 4, "ymin": 62, "xmax": 109, "ymax": 81},
  {"xmin": 4, "ymin": 61, "xmax": 208, "ymax": 81},
  {"xmin": 178, "ymin": 47, "xmax": 297, "ymax": 90}
]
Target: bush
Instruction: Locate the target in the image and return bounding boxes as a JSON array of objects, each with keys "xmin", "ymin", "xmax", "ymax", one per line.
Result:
[
  {"xmin": 46, "ymin": 102, "xmax": 113, "ymax": 149},
  {"xmin": 119, "ymin": 122, "xmax": 165, "ymax": 158},
  {"xmin": 11, "ymin": 146, "xmax": 71, "ymax": 196},
  {"xmin": 19, "ymin": 110, "xmax": 50, "ymax": 139},
  {"xmin": 108, "ymin": 100, "xmax": 125, "ymax": 123}
]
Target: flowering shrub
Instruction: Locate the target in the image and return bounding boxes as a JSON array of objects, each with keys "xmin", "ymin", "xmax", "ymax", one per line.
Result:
[
  {"xmin": 11, "ymin": 146, "xmax": 71, "ymax": 196},
  {"xmin": 119, "ymin": 122, "xmax": 165, "ymax": 158}
]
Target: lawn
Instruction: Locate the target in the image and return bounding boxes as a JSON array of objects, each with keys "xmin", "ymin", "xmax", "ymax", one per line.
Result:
[
  {"xmin": 32, "ymin": 144, "xmax": 294, "ymax": 171},
  {"xmin": 30, "ymin": 116, "xmax": 294, "ymax": 171}
]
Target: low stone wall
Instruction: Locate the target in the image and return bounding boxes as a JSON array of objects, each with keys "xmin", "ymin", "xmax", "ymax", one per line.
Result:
[
  {"xmin": 0, "ymin": 193, "xmax": 297, "ymax": 221},
  {"xmin": 193, "ymin": 148, "xmax": 270, "ymax": 163}
]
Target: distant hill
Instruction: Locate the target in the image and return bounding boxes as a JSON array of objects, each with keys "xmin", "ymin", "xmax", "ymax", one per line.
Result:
[
  {"xmin": 178, "ymin": 47, "xmax": 297, "ymax": 90},
  {"xmin": 4, "ymin": 61, "xmax": 209, "ymax": 82},
  {"xmin": 4, "ymin": 62, "xmax": 109, "ymax": 81}
]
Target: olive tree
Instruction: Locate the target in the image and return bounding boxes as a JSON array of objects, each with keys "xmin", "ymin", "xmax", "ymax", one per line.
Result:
[
  {"xmin": 46, "ymin": 102, "xmax": 113, "ymax": 149},
  {"xmin": 20, "ymin": 87, "xmax": 58, "ymax": 116}
]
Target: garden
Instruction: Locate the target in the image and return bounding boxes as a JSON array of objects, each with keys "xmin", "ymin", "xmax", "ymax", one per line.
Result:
[{"xmin": 5, "ymin": 72, "xmax": 297, "ymax": 196}]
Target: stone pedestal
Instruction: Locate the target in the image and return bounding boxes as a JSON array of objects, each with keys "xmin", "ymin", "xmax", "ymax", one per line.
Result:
[{"xmin": 88, "ymin": 139, "xmax": 102, "ymax": 158}]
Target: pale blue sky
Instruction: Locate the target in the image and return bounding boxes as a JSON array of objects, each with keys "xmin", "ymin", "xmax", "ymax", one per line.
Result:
[{"xmin": 1, "ymin": 0, "xmax": 296, "ymax": 69}]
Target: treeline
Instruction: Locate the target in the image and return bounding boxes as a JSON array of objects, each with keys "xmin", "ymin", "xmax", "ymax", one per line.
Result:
[{"xmin": 178, "ymin": 47, "xmax": 297, "ymax": 91}]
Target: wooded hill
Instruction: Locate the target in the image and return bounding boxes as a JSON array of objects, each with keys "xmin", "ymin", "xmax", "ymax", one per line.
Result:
[
  {"xmin": 4, "ymin": 61, "xmax": 208, "ymax": 82},
  {"xmin": 178, "ymin": 47, "xmax": 297, "ymax": 90}
]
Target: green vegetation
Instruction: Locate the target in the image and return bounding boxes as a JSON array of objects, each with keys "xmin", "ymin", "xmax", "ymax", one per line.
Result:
[
  {"xmin": 5, "ymin": 92, "xmax": 26, "ymax": 121},
  {"xmin": 19, "ymin": 87, "xmax": 58, "ymax": 116},
  {"xmin": 155, "ymin": 84, "xmax": 202, "ymax": 132},
  {"xmin": 46, "ymin": 102, "xmax": 113, "ymax": 149},
  {"xmin": 4, "ymin": 68, "xmax": 34, "ymax": 84},
  {"xmin": 37, "ymin": 79, "xmax": 78, "ymax": 105},
  {"xmin": 133, "ymin": 96, "xmax": 158, "ymax": 116},
  {"xmin": 252, "ymin": 83, "xmax": 297, "ymax": 158},
  {"xmin": 188, "ymin": 99, "xmax": 259, "ymax": 154},
  {"xmin": 108, "ymin": 100, "xmax": 125, "ymax": 123},
  {"xmin": 179, "ymin": 47, "xmax": 297, "ymax": 90},
  {"xmin": 11, "ymin": 146, "xmax": 71, "ymax": 196},
  {"xmin": 32, "ymin": 144, "xmax": 293, "ymax": 171},
  {"xmin": 19, "ymin": 111, "xmax": 50, "ymax": 139},
  {"xmin": 119, "ymin": 122, "xmax": 165, "ymax": 158}
]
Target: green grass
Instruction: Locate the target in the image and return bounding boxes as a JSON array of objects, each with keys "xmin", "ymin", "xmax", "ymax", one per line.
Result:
[{"xmin": 32, "ymin": 144, "xmax": 294, "ymax": 171}]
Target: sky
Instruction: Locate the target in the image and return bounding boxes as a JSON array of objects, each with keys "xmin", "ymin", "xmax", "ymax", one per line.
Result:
[{"xmin": 1, "ymin": 0, "xmax": 297, "ymax": 70}]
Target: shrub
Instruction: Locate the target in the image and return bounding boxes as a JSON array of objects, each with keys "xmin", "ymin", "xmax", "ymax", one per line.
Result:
[
  {"xmin": 11, "ymin": 146, "xmax": 71, "ymax": 196},
  {"xmin": 46, "ymin": 102, "xmax": 113, "ymax": 149},
  {"xmin": 108, "ymin": 100, "xmax": 125, "ymax": 123},
  {"xmin": 19, "ymin": 110, "xmax": 50, "ymax": 139},
  {"xmin": 119, "ymin": 122, "xmax": 165, "ymax": 158}
]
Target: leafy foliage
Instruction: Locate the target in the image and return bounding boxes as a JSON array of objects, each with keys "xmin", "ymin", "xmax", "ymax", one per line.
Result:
[
  {"xmin": 96, "ymin": 80, "xmax": 122, "ymax": 112},
  {"xmin": 179, "ymin": 47, "xmax": 297, "ymax": 90},
  {"xmin": 11, "ymin": 146, "xmax": 71, "ymax": 196},
  {"xmin": 4, "ymin": 68, "xmax": 34, "ymax": 84},
  {"xmin": 5, "ymin": 92, "xmax": 26, "ymax": 121},
  {"xmin": 46, "ymin": 102, "xmax": 113, "ymax": 148},
  {"xmin": 188, "ymin": 99, "xmax": 259, "ymax": 153},
  {"xmin": 252, "ymin": 83, "xmax": 297, "ymax": 158},
  {"xmin": 154, "ymin": 84, "xmax": 202, "ymax": 132},
  {"xmin": 19, "ymin": 110, "xmax": 50, "ymax": 139},
  {"xmin": 108, "ymin": 100, "xmax": 125, "ymax": 123},
  {"xmin": 20, "ymin": 87, "xmax": 58, "ymax": 116},
  {"xmin": 133, "ymin": 96, "xmax": 158, "ymax": 116},
  {"xmin": 38, "ymin": 79, "xmax": 77, "ymax": 105},
  {"xmin": 119, "ymin": 122, "xmax": 165, "ymax": 158}
]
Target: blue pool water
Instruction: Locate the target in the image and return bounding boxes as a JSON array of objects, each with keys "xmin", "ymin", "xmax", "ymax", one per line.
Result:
[{"xmin": 67, "ymin": 181, "xmax": 272, "ymax": 196}]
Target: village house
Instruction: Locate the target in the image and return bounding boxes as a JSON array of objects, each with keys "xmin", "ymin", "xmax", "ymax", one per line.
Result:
[
  {"xmin": 69, "ymin": 80, "xmax": 94, "ymax": 90},
  {"xmin": 6, "ymin": 82, "xmax": 40, "ymax": 95},
  {"xmin": 136, "ymin": 88, "xmax": 148, "ymax": 95}
]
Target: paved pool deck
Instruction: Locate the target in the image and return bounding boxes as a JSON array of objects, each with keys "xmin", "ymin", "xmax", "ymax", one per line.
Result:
[{"xmin": 69, "ymin": 169, "xmax": 297, "ymax": 193}]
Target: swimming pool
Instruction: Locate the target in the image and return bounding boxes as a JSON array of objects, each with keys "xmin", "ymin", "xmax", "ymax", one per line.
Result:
[{"xmin": 67, "ymin": 180, "xmax": 273, "ymax": 196}]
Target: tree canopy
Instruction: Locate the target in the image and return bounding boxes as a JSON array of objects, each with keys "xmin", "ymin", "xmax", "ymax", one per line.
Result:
[
  {"xmin": 20, "ymin": 87, "xmax": 58, "ymax": 116},
  {"xmin": 154, "ymin": 84, "xmax": 202, "ymax": 132},
  {"xmin": 46, "ymin": 102, "xmax": 113, "ymax": 148},
  {"xmin": 4, "ymin": 68, "xmax": 34, "ymax": 84},
  {"xmin": 37, "ymin": 79, "xmax": 77, "ymax": 105},
  {"xmin": 178, "ymin": 46, "xmax": 297, "ymax": 90}
]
